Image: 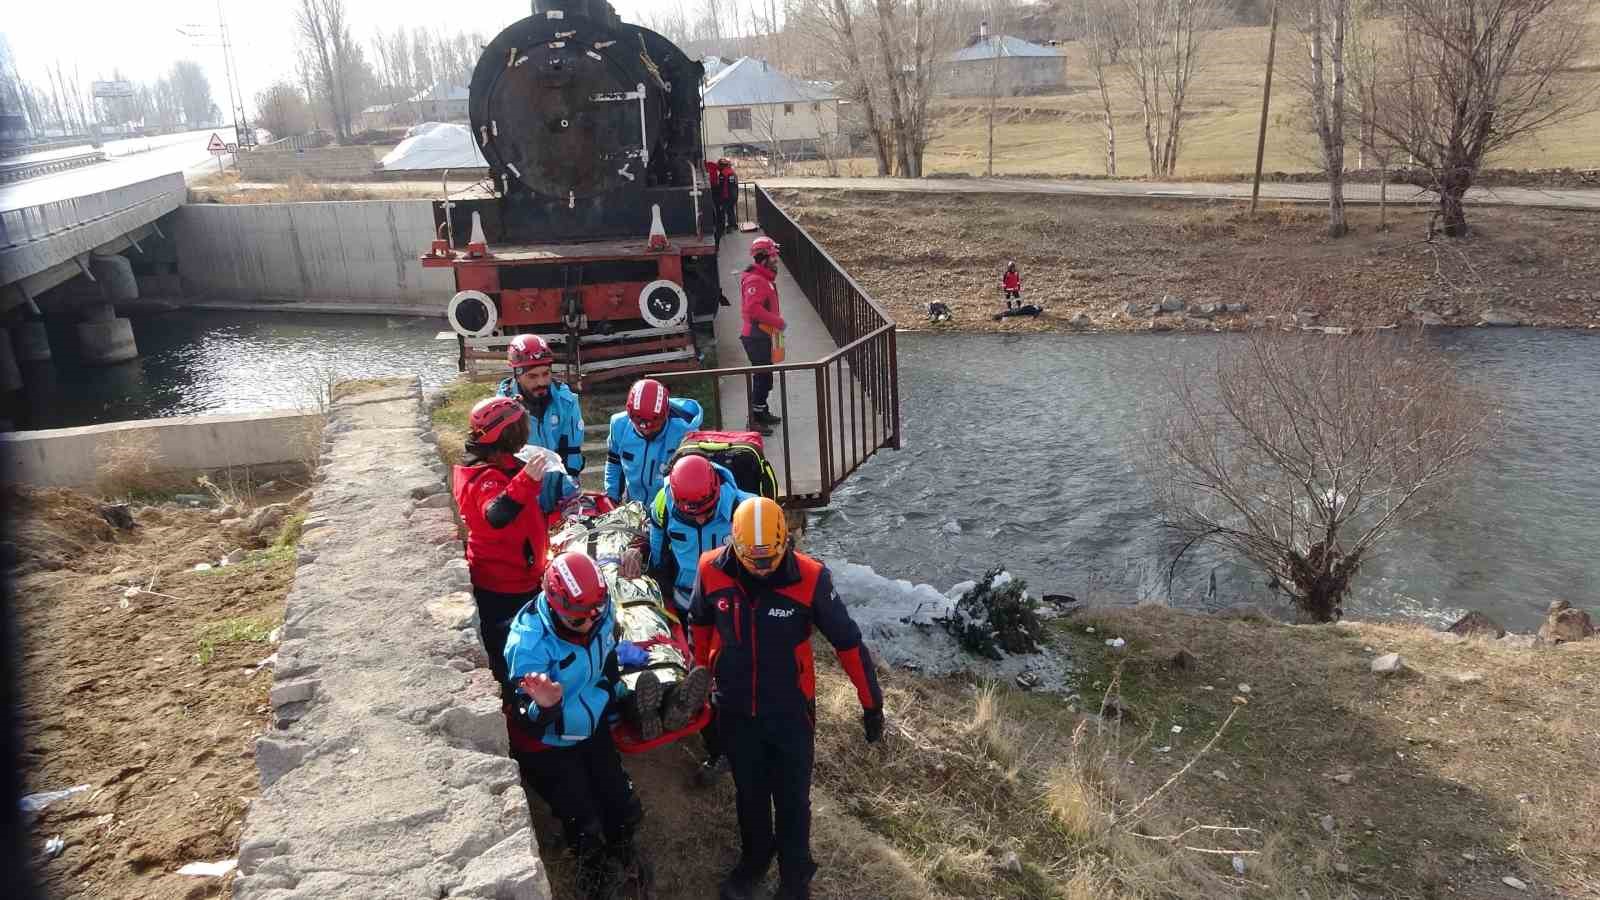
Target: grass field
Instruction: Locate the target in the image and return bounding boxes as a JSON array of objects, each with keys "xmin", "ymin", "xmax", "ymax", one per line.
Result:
[{"xmin": 803, "ymin": 16, "xmax": 1600, "ymax": 179}]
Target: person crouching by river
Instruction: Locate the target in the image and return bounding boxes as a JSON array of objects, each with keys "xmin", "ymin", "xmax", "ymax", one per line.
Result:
[{"xmin": 506, "ymin": 552, "xmax": 648, "ymax": 898}]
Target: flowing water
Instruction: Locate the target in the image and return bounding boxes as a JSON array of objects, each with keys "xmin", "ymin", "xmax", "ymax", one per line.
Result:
[
  {"xmin": 9, "ymin": 310, "xmax": 456, "ymax": 429},
  {"xmin": 17, "ymin": 312, "xmax": 1597, "ymax": 631},
  {"xmin": 806, "ymin": 330, "xmax": 1600, "ymax": 632}
]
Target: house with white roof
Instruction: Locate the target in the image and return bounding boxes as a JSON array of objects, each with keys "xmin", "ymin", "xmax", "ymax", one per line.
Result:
[
  {"xmin": 946, "ymin": 33, "xmax": 1066, "ymax": 96},
  {"xmin": 700, "ymin": 57, "xmax": 842, "ymax": 162}
]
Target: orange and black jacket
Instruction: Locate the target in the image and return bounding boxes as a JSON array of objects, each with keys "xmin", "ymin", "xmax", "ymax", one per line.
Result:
[{"xmin": 689, "ymin": 545, "xmax": 882, "ymax": 723}]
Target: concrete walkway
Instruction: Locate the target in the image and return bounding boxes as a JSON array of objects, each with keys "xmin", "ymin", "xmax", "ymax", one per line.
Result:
[
  {"xmin": 760, "ymin": 175, "xmax": 1600, "ymax": 211},
  {"xmin": 234, "ymin": 378, "xmax": 549, "ymax": 900}
]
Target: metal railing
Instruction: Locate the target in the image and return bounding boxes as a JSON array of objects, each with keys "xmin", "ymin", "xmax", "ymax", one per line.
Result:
[{"xmin": 654, "ymin": 184, "xmax": 900, "ymax": 509}]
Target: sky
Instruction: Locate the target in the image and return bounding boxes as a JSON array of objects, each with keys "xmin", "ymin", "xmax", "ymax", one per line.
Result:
[{"xmin": 2, "ymin": 0, "xmax": 656, "ymax": 117}]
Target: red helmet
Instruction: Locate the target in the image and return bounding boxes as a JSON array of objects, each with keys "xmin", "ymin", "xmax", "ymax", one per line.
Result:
[
  {"xmin": 468, "ymin": 396, "xmax": 526, "ymax": 445},
  {"xmin": 750, "ymin": 236, "xmax": 779, "ymax": 258},
  {"xmin": 507, "ymin": 333, "xmax": 553, "ymax": 370},
  {"xmin": 625, "ymin": 378, "xmax": 670, "ymax": 434},
  {"xmin": 543, "ymin": 552, "xmax": 608, "ymax": 619},
  {"xmin": 669, "ymin": 455, "xmax": 721, "ymax": 518}
]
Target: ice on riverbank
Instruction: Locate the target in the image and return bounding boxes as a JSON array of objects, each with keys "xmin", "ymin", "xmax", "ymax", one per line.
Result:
[{"xmin": 826, "ymin": 559, "xmax": 1078, "ymax": 693}]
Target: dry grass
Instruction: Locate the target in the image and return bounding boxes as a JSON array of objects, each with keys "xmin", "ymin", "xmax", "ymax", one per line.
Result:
[
  {"xmin": 187, "ymin": 173, "xmax": 387, "ymax": 204},
  {"xmin": 93, "ymin": 430, "xmax": 175, "ymax": 499}
]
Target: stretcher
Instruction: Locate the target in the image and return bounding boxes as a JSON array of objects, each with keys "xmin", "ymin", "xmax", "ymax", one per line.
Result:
[{"xmin": 549, "ymin": 494, "xmax": 711, "ymax": 753}]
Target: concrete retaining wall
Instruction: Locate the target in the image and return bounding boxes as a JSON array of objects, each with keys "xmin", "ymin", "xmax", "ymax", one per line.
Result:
[
  {"xmin": 234, "ymin": 378, "xmax": 550, "ymax": 900},
  {"xmin": 237, "ymin": 146, "xmax": 380, "ymax": 181},
  {"xmin": 174, "ymin": 201, "xmax": 451, "ymax": 311},
  {"xmin": 1, "ymin": 409, "xmax": 321, "ymax": 488}
]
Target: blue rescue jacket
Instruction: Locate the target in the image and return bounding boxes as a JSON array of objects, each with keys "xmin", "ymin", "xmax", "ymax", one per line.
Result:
[
  {"xmin": 648, "ymin": 461, "xmax": 755, "ymax": 611},
  {"xmin": 503, "ymin": 594, "xmax": 623, "ymax": 748},
  {"xmin": 496, "ymin": 376, "xmax": 585, "ymax": 475},
  {"xmin": 604, "ymin": 397, "xmax": 704, "ymax": 503}
]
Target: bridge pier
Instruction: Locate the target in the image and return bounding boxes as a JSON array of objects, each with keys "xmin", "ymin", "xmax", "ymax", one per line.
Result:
[
  {"xmin": 13, "ymin": 321, "xmax": 52, "ymax": 363},
  {"xmin": 76, "ymin": 304, "xmax": 138, "ymax": 365},
  {"xmin": 0, "ymin": 329, "xmax": 21, "ymax": 393}
]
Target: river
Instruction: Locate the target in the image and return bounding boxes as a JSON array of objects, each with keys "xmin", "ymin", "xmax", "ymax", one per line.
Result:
[
  {"xmin": 15, "ymin": 311, "xmax": 1596, "ymax": 631},
  {"xmin": 806, "ymin": 329, "xmax": 1600, "ymax": 633}
]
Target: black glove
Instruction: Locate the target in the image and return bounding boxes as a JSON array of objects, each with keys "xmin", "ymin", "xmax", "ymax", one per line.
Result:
[{"xmin": 862, "ymin": 707, "xmax": 884, "ymax": 744}]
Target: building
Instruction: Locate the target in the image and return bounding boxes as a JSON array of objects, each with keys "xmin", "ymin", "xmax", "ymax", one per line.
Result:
[
  {"xmin": 701, "ymin": 57, "xmax": 842, "ymax": 162},
  {"xmin": 406, "ymin": 83, "xmax": 470, "ymax": 123},
  {"xmin": 945, "ymin": 34, "xmax": 1066, "ymax": 97}
]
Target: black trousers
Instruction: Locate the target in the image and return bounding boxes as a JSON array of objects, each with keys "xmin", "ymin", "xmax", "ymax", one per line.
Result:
[
  {"xmin": 722, "ymin": 198, "xmax": 738, "ymax": 231},
  {"xmin": 514, "ymin": 726, "xmax": 641, "ymax": 846},
  {"xmin": 709, "ymin": 198, "xmax": 725, "ymax": 237},
  {"xmin": 473, "ymin": 586, "xmax": 534, "ymax": 695},
  {"xmin": 722, "ymin": 710, "xmax": 817, "ymax": 887},
  {"xmin": 741, "ymin": 334, "xmax": 774, "ymax": 411}
]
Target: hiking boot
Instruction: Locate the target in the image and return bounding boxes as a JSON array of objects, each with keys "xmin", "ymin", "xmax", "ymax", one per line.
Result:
[
  {"xmin": 662, "ymin": 666, "xmax": 711, "ymax": 732},
  {"xmin": 631, "ymin": 671, "xmax": 663, "ymax": 742},
  {"xmin": 575, "ymin": 835, "xmax": 622, "ymax": 900},
  {"xmin": 718, "ymin": 860, "xmax": 768, "ymax": 900},
  {"xmin": 752, "ymin": 407, "xmax": 783, "ymax": 425},
  {"xmin": 775, "ymin": 880, "xmax": 812, "ymax": 900},
  {"xmin": 694, "ymin": 754, "xmax": 730, "ymax": 788},
  {"xmin": 745, "ymin": 418, "xmax": 774, "ymax": 436}
]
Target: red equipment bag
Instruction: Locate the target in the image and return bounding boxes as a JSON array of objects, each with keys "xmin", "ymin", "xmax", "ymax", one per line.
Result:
[{"xmin": 668, "ymin": 430, "xmax": 780, "ymax": 501}]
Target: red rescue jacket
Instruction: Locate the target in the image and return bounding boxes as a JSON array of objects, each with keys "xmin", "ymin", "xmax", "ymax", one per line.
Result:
[
  {"xmin": 451, "ymin": 455, "xmax": 555, "ymax": 594},
  {"xmin": 740, "ymin": 264, "xmax": 784, "ymax": 338},
  {"xmin": 705, "ymin": 160, "xmax": 722, "ymax": 189},
  {"xmin": 689, "ymin": 546, "xmax": 881, "ymax": 724},
  {"xmin": 1002, "ymin": 270, "xmax": 1022, "ymax": 292}
]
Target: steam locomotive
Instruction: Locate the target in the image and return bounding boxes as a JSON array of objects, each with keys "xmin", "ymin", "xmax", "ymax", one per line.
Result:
[{"xmin": 425, "ymin": 0, "xmax": 720, "ymax": 385}]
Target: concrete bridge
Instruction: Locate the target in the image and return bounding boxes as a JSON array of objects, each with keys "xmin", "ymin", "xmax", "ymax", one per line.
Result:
[{"xmin": 0, "ymin": 131, "xmax": 218, "ymax": 393}]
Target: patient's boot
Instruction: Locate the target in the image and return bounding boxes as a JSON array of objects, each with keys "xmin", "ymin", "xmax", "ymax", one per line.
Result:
[
  {"xmin": 662, "ymin": 666, "xmax": 711, "ymax": 732},
  {"xmin": 631, "ymin": 670, "xmax": 663, "ymax": 741}
]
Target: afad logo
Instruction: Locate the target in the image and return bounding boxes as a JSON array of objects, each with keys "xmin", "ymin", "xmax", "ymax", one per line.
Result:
[{"xmin": 767, "ymin": 607, "xmax": 795, "ymax": 618}]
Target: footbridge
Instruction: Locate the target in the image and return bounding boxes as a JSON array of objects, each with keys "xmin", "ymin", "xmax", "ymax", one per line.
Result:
[{"xmin": 656, "ymin": 185, "xmax": 902, "ymax": 508}]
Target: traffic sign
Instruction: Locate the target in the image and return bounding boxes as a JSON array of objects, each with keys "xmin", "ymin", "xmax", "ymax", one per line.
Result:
[
  {"xmin": 207, "ymin": 133, "xmax": 228, "ymax": 155},
  {"xmin": 226, "ymin": 143, "xmax": 238, "ymax": 153}
]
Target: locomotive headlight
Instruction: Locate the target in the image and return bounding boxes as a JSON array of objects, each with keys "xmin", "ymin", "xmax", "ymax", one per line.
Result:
[{"xmin": 638, "ymin": 280, "xmax": 689, "ymax": 329}]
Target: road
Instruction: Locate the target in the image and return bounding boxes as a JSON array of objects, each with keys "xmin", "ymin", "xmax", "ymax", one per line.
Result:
[
  {"xmin": 1, "ymin": 129, "xmax": 230, "ymax": 211},
  {"xmin": 759, "ymin": 175, "xmax": 1600, "ymax": 211}
]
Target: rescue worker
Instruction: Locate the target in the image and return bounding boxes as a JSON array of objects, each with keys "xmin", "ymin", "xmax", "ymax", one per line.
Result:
[
  {"xmin": 604, "ymin": 378, "xmax": 704, "ymax": 505},
  {"xmin": 505, "ymin": 552, "xmax": 649, "ymax": 899},
  {"xmin": 705, "ymin": 158, "xmax": 726, "ymax": 236},
  {"xmin": 496, "ymin": 333, "xmax": 585, "ymax": 476},
  {"xmin": 740, "ymin": 237, "xmax": 786, "ymax": 435},
  {"xmin": 451, "ymin": 397, "xmax": 581, "ymax": 699},
  {"xmin": 1001, "ymin": 260, "xmax": 1023, "ymax": 310},
  {"xmin": 717, "ymin": 158, "xmax": 739, "ymax": 233},
  {"xmin": 689, "ymin": 497, "xmax": 886, "ymax": 900}
]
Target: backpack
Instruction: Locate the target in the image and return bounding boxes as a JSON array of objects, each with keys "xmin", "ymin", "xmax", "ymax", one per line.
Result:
[{"xmin": 668, "ymin": 430, "xmax": 780, "ymax": 501}]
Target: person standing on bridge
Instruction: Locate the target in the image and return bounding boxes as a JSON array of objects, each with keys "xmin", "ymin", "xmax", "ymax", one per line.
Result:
[
  {"xmin": 705, "ymin": 158, "xmax": 726, "ymax": 237},
  {"xmin": 690, "ymin": 497, "xmax": 885, "ymax": 900},
  {"xmin": 605, "ymin": 378, "xmax": 704, "ymax": 504},
  {"xmin": 496, "ymin": 333, "xmax": 585, "ymax": 477},
  {"xmin": 741, "ymin": 236, "xmax": 786, "ymax": 436},
  {"xmin": 718, "ymin": 158, "xmax": 740, "ymax": 233}
]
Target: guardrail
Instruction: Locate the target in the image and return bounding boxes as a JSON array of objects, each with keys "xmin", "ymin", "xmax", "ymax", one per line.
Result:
[
  {"xmin": 0, "ymin": 151, "xmax": 106, "ymax": 185},
  {"xmin": 655, "ymin": 184, "xmax": 900, "ymax": 509}
]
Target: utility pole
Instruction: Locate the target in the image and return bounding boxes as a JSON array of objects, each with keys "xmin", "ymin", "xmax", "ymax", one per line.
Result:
[
  {"xmin": 178, "ymin": 0, "xmax": 251, "ymax": 146},
  {"xmin": 985, "ymin": 22, "xmax": 997, "ymax": 177},
  {"xmin": 1250, "ymin": 0, "xmax": 1280, "ymax": 216}
]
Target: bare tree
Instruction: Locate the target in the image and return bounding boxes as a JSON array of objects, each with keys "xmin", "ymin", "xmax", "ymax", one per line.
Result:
[
  {"xmin": 1359, "ymin": 0, "xmax": 1596, "ymax": 237},
  {"xmin": 255, "ymin": 81, "xmax": 312, "ymax": 138},
  {"xmin": 1287, "ymin": 0, "xmax": 1351, "ymax": 236},
  {"xmin": 1118, "ymin": 0, "xmax": 1224, "ymax": 177},
  {"xmin": 872, "ymin": 0, "xmax": 958, "ymax": 177},
  {"xmin": 1146, "ymin": 329, "xmax": 1494, "ymax": 622},
  {"xmin": 295, "ymin": 0, "xmax": 360, "ymax": 140},
  {"xmin": 169, "ymin": 60, "xmax": 214, "ymax": 128},
  {"xmin": 1075, "ymin": 0, "xmax": 1124, "ymax": 175},
  {"xmin": 796, "ymin": 0, "xmax": 896, "ymax": 174}
]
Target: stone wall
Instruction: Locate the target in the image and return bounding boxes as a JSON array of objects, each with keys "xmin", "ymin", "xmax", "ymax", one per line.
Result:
[
  {"xmin": 173, "ymin": 201, "xmax": 452, "ymax": 311},
  {"xmin": 237, "ymin": 147, "xmax": 380, "ymax": 181},
  {"xmin": 233, "ymin": 378, "xmax": 550, "ymax": 900}
]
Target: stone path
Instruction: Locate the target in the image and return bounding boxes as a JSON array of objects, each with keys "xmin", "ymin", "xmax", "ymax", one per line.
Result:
[{"xmin": 233, "ymin": 378, "xmax": 549, "ymax": 900}]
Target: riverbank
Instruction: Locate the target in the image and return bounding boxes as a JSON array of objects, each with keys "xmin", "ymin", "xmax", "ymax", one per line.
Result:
[
  {"xmin": 11, "ymin": 480, "xmax": 309, "ymax": 898},
  {"xmin": 779, "ymin": 189, "xmax": 1600, "ymax": 334}
]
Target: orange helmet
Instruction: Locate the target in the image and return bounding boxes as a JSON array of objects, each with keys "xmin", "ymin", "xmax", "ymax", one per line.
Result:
[{"xmin": 730, "ymin": 497, "xmax": 788, "ymax": 575}]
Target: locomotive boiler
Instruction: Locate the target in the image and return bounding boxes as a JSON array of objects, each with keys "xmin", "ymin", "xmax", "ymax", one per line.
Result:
[{"xmin": 426, "ymin": 0, "xmax": 719, "ymax": 385}]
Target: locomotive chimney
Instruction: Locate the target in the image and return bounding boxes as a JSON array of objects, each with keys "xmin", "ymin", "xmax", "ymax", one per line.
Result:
[{"xmin": 532, "ymin": 1, "xmax": 619, "ymax": 25}]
